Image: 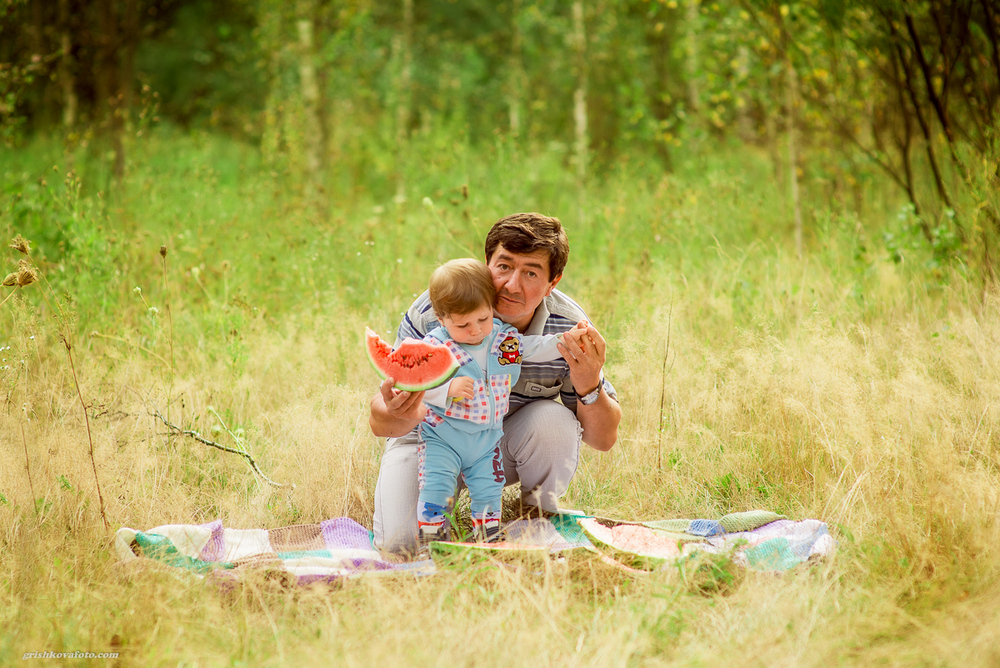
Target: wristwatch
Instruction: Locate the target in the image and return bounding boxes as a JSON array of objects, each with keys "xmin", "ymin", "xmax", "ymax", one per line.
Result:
[{"xmin": 576, "ymin": 379, "xmax": 602, "ymax": 406}]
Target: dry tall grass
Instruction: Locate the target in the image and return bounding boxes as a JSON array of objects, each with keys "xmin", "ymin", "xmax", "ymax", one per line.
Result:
[{"xmin": 3, "ymin": 236, "xmax": 999, "ymax": 665}]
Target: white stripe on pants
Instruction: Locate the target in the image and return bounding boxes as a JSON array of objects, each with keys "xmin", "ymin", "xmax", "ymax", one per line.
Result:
[{"xmin": 372, "ymin": 400, "xmax": 583, "ymax": 554}]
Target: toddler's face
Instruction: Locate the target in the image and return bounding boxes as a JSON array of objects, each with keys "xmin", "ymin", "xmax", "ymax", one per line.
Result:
[{"xmin": 441, "ymin": 303, "xmax": 494, "ymax": 346}]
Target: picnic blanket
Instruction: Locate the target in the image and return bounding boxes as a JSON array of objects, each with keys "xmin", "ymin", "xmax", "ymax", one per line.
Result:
[
  {"xmin": 578, "ymin": 511, "xmax": 835, "ymax": 571},
  {"xmin": 114, "ymin": 511, "xmax": 835, "ymax": 584},
  {"xmin": 114, "ymin": 517, "xmax": 434, "ymax": 585}
]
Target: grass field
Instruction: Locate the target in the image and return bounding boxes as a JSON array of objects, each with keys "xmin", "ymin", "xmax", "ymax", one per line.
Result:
[{"xmin": 2, "ymin": 129, "xmax": 999, "ymax": 666}]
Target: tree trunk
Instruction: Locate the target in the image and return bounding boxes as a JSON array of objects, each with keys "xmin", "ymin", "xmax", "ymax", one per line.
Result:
[
  {"xmin": 96, "ymin": 0, "xmax": 117, "ymax": 125},
  {"xmin": 888, "ymin": 44, "xmax": 930, "ymax": 235},
  {"xmin": 395, "ymin": 0, "xmax": 414, "ymax": 203},
  {"xmin": 58, "ymin": 0, "xmax": 77, "ymax": 133},
  {"xmin": 686, "ymin": 0, "xmax": 700, "ymax": 121},
  {"xmin": 508, "ymin": 0, "xmax": 524, "ymax": 137},
  {"xmin": 296, "ymin": 0, "xmax": 323, "ymax": 199},
  {"xmin": 893, "ymin": 37, "xmax": 956, "ymax": 225},
  {"xmin": 735, "ymin": 45, "xmax": 751, "ymax": 142},
  {"xmin": 256, "ymin": 0, "xmax": 284, "ymax": 172},
  {"xmin": 572, "ymin": 0, "xmax": 588, "ymax": 219},
  {"xmin": 766, "ymin": 75, "xmax": 782, "ymax": 186},
  {"xmin": 786, "ymin": 59, "xmax": 803, "ymax": 258},
  {"xmin": 647, "ymin": 5, "xmax": 676, "ymax": 170},
  {"xmin": 112, "ymin": 0, "xmax": 138, "ymax": 182},
  {"xmin": 315, "ymin": 1, "xmax": 333, "ymax": 174}
]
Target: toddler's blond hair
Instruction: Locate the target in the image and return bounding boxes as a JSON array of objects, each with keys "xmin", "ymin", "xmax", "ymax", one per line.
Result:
[{"xmin": 429, "ymin": 258, "xmax": 496, "ymax": 318}]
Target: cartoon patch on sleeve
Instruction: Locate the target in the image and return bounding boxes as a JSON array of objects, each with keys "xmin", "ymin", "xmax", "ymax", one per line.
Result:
[{"xmin": 497, "ymin": 335, "xmax": 522, "ymax": 366}]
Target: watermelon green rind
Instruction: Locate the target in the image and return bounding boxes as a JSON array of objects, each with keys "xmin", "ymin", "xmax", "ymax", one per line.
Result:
[
  {"xmin": 429, "ymin": 541, "xmax": 548, "ymax": 567},
  {"xmin": 365, "ymin": 327, "xmax": 460, "ymax": 392}
]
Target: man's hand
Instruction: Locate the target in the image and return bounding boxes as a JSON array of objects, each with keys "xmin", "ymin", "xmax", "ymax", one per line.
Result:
[
  {"xmin": 556, "ymin": 320, "xmax": 620, "ymax": 451},
  {"xmin": 379, "ymin": 377, "xmax": 427, "ymax": 420},
  {"xmin": 557, "ymin": 320, "xmax": 606, "ymax": 396},
  {"xmin": 448, "ymin": 376, "xmax": 475, "ymax": 400},
  {"xmin": 369, "ymin": 377, "xmax": 427, "ymax": 437}
]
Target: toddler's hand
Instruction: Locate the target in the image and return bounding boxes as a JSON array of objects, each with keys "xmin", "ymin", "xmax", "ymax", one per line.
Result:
[
  {"xmin": 560, "ymin": 326, "xmax": 589, "ymax": 348},
  {"xmin": 448, "ymin": 376, "xmax": 475, "ymax": 400}
]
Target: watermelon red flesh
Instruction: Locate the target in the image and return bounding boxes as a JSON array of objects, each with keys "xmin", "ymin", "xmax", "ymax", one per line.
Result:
[{"xmin": 365, "ymin": 327, "xmax": 459, "ymax": 392}]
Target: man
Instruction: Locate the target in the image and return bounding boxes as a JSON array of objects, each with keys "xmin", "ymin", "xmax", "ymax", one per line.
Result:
[{"xmin": 369, "ymin": 212, "xmax": 621, "ymax": 553}]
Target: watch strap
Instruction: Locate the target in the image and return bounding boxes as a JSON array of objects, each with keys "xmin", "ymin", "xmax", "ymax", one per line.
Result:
[{"xmin": 576, "ymin": 383, "xmax": 601, "ymax": 406}]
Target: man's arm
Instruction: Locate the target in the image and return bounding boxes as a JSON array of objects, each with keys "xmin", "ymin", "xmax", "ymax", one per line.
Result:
[
  {"xmin": 556, "ymin": 322, "xmax": 621, "ymax": 451},
  {"xmin": 574, "ymin": 387, "xmax": 621, "ymax": 452},
  {"xmin": 369, "ymin": 377, "xmax": 426, "ymax": 438}
]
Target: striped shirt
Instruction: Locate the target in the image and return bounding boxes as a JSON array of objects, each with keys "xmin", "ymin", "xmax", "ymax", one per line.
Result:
[{"xmin": 395, "ymin": 289, "xmax": 618, "ymax": 414}]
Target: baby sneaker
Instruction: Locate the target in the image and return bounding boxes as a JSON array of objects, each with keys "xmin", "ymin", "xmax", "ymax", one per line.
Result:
[
  {"xmin": 418, "ymin": 517, "xmax": 448, "ymax": 546},
  {"xmin": 418, "ymin": 501, "xmax": 450, "ymax": 547},
  {"xmin": 471, "ymin": 515, "xmax": 501, "ymax": 543}
]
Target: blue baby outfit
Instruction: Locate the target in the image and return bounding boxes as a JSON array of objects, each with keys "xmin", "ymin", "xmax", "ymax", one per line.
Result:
[{"xmin": 417, "ymin": 318, "xmax": 554, "ymax": 524}]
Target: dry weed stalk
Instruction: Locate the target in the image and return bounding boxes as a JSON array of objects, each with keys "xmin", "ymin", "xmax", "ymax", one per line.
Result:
[
  {"xmin": 151, "ymin": 407, "xmax": 289, "ymax": 488},
  {"xmin": 5, "ymin": 296, "xmax": 39, "ymax": 510},
  {"xmin": 160, "ymin": 245, "xmax": 175, "ymax": 421},
  {"xmin": 5, "ymin": 240, "xmax": 38, "ymax": 506},
  {"xmin": 3, "ymin": 235, "xmax": 110, "ymax": 530},
  {"xmin": 20, "ymin": 409, "xmax": 35, "ymax": 503},
  {"xmin": 61, "ymin": 330, "xmax": 110, "ymax": 530},
  {"xmin": 657, "ymin": 300, "xmax": 674, "ymax": 472}
]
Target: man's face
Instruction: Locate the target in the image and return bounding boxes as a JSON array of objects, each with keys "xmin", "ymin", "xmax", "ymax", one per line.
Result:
[{"xmin": 486, "ymin": 246, "xmax": 562, "ymax": 330}]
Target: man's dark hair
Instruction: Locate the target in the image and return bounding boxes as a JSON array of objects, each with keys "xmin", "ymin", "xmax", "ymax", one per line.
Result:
[{"xmin": 484, "ymin": 212, "xmax": 569, "ymax": 281}]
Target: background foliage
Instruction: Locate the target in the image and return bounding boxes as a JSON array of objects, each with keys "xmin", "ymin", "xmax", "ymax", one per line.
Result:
[{"xmin": 2, "ymin": 0, "xmax": 998, "ymax": 255}]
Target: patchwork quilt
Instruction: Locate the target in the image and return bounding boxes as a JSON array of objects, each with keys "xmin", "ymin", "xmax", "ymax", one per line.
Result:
[
  {"xmin": 577, "ymin": 511, "xmax": 835, "ymax": 571},
  {"xmin": 114, "ymin": 517, "xmax": 432, "ymax": 585},
  {"xmin": 114, "ymin": 510, "xmax": 835, "ymax": 584}
]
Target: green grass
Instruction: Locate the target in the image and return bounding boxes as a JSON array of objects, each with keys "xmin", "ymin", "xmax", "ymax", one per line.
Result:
[{"xmin": 1, "ymin": 127, "xmax": 999, "ymax": 666}]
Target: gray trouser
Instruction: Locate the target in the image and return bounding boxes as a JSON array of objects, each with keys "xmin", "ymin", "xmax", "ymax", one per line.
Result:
[{"xmin": 372, "ymin": 400, "xmax": 583, "ymax": 554}]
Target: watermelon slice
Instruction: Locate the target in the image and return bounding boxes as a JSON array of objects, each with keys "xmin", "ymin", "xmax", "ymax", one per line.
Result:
[{"xmin": 365, "ymin": 327, "xmax": 459, "ymax": 392}]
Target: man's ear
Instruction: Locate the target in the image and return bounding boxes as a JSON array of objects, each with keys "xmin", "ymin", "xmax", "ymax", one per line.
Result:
[{"xmin": 545, "ymin": 272, "xmax": 563, "ymax": 296}]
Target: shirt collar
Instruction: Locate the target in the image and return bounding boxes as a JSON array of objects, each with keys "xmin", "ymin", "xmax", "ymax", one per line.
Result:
[{"xmin": 524, "ymin": 296, "xmax": 550, "ymax": 336}]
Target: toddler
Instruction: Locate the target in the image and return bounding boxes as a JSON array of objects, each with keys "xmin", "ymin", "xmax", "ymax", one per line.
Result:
[{"xmin": 415, "ymin": 258, "xmax": 587, "ymax": 543}]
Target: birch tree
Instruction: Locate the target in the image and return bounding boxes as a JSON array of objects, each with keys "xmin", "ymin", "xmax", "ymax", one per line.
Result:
[
  {"xmin": 296, "ymin": 0, "xmax": 324, "ymax": 200},
  {"xmin": 394, "ymin": 0, "xmax": 414, "ymax": 202},
  {"xmin": 572, "ymin": 0, "xmax": 589, "ymax": 218}
]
